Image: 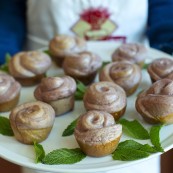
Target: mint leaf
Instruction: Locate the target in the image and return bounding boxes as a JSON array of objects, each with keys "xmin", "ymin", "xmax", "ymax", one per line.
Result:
[
  {"xmin": 112, "ymin": 140, "xmax": 155, "ymax": 161},
  {"xmin": 0, "ymin": 116, "xmax": 14, "ymax": 136},
  {"xmin": 42, "ymin": 148, "xmax": 86, "ymax": 165},
  {"xmin": 43, "ymin": 50, "xmax": 51, "ymax": 56},
  {"xmin": 34, "ymin": 142, "xmax": 45, "ymax": 163},
  {"xmin": 0, "ymin": 53, "xmax": 11, "ymax": 72},
  {"xmin": 150, "ymin": 125, "xmax": 164, "ymax": 152},
  {"xmin": 113, "ymin": 148, "xmax": 150, "ymax": 161},
  {"xmin": 142, "ymin": 62, "xmax": 149, "ymax": 69},
  {"xmin": 62, "ymin": 118, "xmax": 78, "ymax": 136},
  {"xmin": 119, "ymin": 119, "xmax": 149, "ymax": 139},
  {"xmin": 101, "ymin": 61, "xmax": 110, "ymax": 68},
  {"xmin": 75, "ymin": 81, "xmax": 87, "ymax": 100}
]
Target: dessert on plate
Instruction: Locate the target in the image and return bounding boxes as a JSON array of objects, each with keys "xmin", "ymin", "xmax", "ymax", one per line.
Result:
[
  {"xmin": 147, "ymin": 57, "xmax": 173, "ymax": 83},
  {"xmin": 0, "ymin": 72, "xmax": 21, "ymax": 112},
  {"xmin": 9, "ymin": 101, "xmax": 55, "ymax": 144},
  {"xmin": 112, "ymin": 43, "xmax": 147, "ymax": 68},
  {"xmin": 34, "ymin": 76, "xmax": 76, "ymax": 116},
  {"xmin": 49, "ymin": 34, "xmax": 86, "ymax": 67},
  {"xmin": 99, "ymin": 61, "xmax": 142, "ymax": 96},
  {"xmin": 63, "ymin": 51, "xmax": 102, "ymax": 85},
  {"xmin": 136, "ymin": 78, "xmax": 173, "ymax": 124},
  {"xmin": 83, "ymin": 81, "xmax": 127, "ymax": 120},
  {"xmin": 74, "ymin": 110, "xmax": 122, "ymax": 157},
  {"xmin": 8, "ymin": 51, "xmax": 52, "ymax": 86}
]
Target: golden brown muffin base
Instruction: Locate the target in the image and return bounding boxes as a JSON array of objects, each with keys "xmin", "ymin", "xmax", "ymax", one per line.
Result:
[
  {"xmin": 111, "ymin": 106, "xmax": 126, "ymax": 121},
  {"xmin": 11, "ymin": 126, "xmax": 53, "ymax": 145},
  {"xmin": 126, "ymin": 83, "xmax": 140, "ymax": 96},
  {"xmin": 15, "ymin": 74, "xmax": 46, "ymax": 86},
  {"xmin": 76, "ymin": 135, "xmax": 121, "ymax": 157},
  {"xmin": 0, "ymin": 93, "xmax": 20, "ymax": 112},
  {"xmin": 48, "ymin": 95, "xmax": 75, "ymax": 116}
]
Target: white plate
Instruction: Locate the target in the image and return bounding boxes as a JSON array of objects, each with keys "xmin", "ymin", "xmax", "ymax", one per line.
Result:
[{"xmin": 0, "ymin": 41, "xmax": 173, "ymax": 173}]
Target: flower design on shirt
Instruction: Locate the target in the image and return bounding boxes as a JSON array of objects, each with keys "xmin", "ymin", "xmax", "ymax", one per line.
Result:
[{"xmin": 71, "ymin": 7, "xmax": 117, "ymax": 40}]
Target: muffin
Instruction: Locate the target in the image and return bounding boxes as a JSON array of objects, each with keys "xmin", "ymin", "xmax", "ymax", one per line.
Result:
[
  {"xmin": 9, "ymin": 101, "xmax": 55, "ymax": 144},
  {"xmin": 112, "ymin": 43, "xmax": 147, "ymax": 68},
  {"xmin": 83, "ymin": 81, "xmax": 127, "ymax": 120},
  {"xmin": 49, "ymin": 34, "xmax": 86, "ymax": 67},
  {"xmin": 0, "ymin": 73, "xmax": 21, "ymax": 112},
  {"xmin": 74, "ymin": 110, "xmax": 122, "ymax": 157},
  {"xmin": 8, "ymin": 51, "xmax": 52, "ymax": 86},
  {"xmin": 63, "ymin": 51, "xmax": 102, "ymax": 85},
  {"xmin": 147, "ymin": 58, "xmax": 173, "ymax": 83},
  {"xmin": 136, "ymin": 78, "xmax": 173, "ymax": 124},
  {"xmin": 34, "ymin": 76, "xmax": 76, "ymax": 116},
  {"xmin": 99, "ymin": 61, "xmax": 142, "ymax": 96}
]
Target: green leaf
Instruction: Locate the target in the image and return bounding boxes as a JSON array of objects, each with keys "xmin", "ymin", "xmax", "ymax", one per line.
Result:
[
  {"xmin": 34, "ymin": 142, "xmax": 45, "ymax": 163},
  {"xmin": 101, "ymin": 61, "xmax": 110, "ymax": 68},
  {"xmin": 62, "ymin": 118, "xmax": 78, "ymax": 136},
  {"xmin": 42, "ymin": 148, "xmax": 86, "ymax": 165},
  {"xmin": 43, "ymin": 50, "xmax": 51, "ymax": 56},
  {"xmin": 0, "ymin": 53, "xmax": 11, "ymax": 72},
  {"xmin": 142, "ymin": 62, "xmax": 149, "ymax": 69},
  {"xmin": 150, "ymin": 125, "xmax": 164, "ymax": 152},
  {"xmin": 119, "ymin": 119, "xmax": 150, "ymax": 139},
  {"xmin": 112, "ymin": 140, "xmax": 155, "ymax": 161},
  {"xmin": 113, "ymin": 148, "xmax": 150, "ymax": 161},
  {"xmin": 75, "ymin": 80, "xmax": 87, "ymax": 100},
  {"xmin": 0, "ymin": 116, "xmax": 14, "ymax": 136}
]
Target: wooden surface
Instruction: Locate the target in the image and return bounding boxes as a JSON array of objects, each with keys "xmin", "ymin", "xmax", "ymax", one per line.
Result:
[{"xmin": 0, "ymin": 158, "xmax": 21, "ymax": 173}]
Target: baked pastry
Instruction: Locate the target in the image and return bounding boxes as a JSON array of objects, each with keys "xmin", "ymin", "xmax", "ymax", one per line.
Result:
[
  {"xmin": 135, "ymin": 78, "xmax": 173, "ymax": 124},
  {"xmin": 9, "ymin": 101, "xmax": 55, "ymax": 144},
  {"xmin": 147, "ymin": 58, "xmax": 173, "ymax": 83},
  {"xmin": 34, "ymin": 76, "xmax": 76, "ymax": 116},
  {"xmin": 0, "ymin": 73, "xmax": 21, "ymax": 112},
  {"xmin": 49, "ymin": 34, "xmax": 86, "ymax": 67},
  {"xmin": 74, "ymin": 110, "xmax": 122, "ymax": 157},
  {"xmin": 99, "ymin": 61, "xmax": 142, "ymax": 96},
  {"xmin": 63, "ymin": 51, "xmax": 102, "ymax": 85},
  {"xmin": 112, "ymin": 43, "xmax": 147, "ymax": 68},
  {"xmin": 83, "ymin": 81, "xmax": 127, "ymax": 120},
  {"xmin": 8, "ymin": 51, "xmax": 52, "ymax": 86}
]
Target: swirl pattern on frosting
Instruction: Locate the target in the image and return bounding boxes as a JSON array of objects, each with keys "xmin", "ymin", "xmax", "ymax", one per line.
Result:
[
  {"xmin": 74, "ymin": 110, "xmax": 122, "ymax": 145},
  {"xmin": 112, "ymin": 43, "xmax": 147, "ymax": 65},
  {"xmin": 34, "ymin": 76, "xmax": 76, "ymax": 102},
  {"xmin": 99, "ymin": 61, "xmax": 142, "ymax": 95},
  {"xmin": 63, "ymin": 51, "xmax": 102, "ymax": 76},
  {"xmin": 0, "ymin": 73, "xmax": 21, "ymax": 103},
  {"xmin": 136, "ymin": 78, "xmax": 173, "ymax": 124},
  {"xmin": 10, "ymin": 101, "xmax": 55, "ymax": 130},
  {"xmin": 147, "ymin": 58, "xmax": 173, "ymax": 81},
  {"xmin": 49, "ymin": 35, "xmax": 86, "ymax": 57},
  {"xmin": 83, "ymin": 81, "xmax": 126, "ymax": 113},
  {"xmin": 8, "ymin": 51, "xmax": 52, "ymax": 78}
]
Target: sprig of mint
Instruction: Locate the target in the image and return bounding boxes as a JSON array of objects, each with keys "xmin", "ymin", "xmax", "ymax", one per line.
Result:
[
  {"xmin": 75, "ymin": 80, "xmax": 87, "ymax": 100},
  {"xmin": 43, "ymin": 50, "xmax": 51, "ymax": 56},
  {"xmin": 34, "ymin": 142, "xmax": 45, "ymax": 163},
  {"xmin": 150, "ymin": 125, "xmax": 164, "ymax": 152},
  {"xmin": 101, "ymin": 61, "xmax": 110, "ymax": 68},
  {"xmin": 119, "ymin": 119, "xmax": 150, "ymax": 139},
  {"xmin": 142, "ymin": 62, "xmax": 149, "ymax": 70},
  {"xmin": 62, "ymin": 118, "xmax": 78, "ymax": 136},
  {"xmin": 42, "ymin": 148, "xmax": 86, "ymax": 165},
  {"xmin": 0, "ymin": 116, "xmax": 14, "ymax": 136},
  {"xmin": 112, "ymin": 140, "xmax": 157, "ymax": 161},
  {"xmin": 0, "ymin": 53, "xmax": 11, "ymax": 72}
]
